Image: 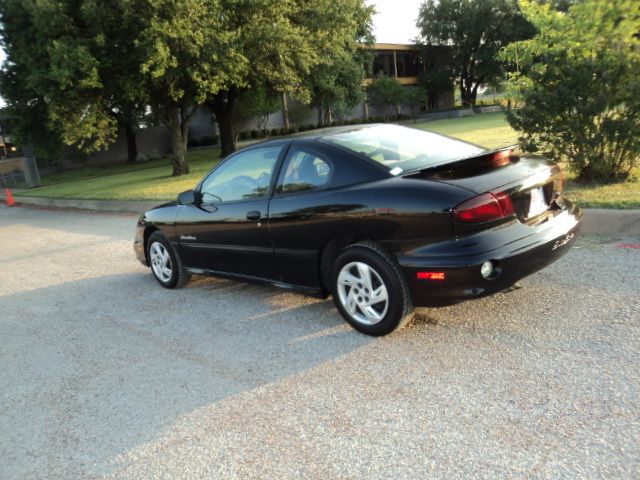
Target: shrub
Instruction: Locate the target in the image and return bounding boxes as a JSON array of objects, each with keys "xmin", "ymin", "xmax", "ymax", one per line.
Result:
[
  {"xmin": 199, "ymin": 135, "xmax": 217, "ymax": 146},
  {"xmin": 502, "ymin": 0, "xmax": 640, "ymax": 181},
  {"xmin": 366, "ymin": 77, "xmax": 408, "ymax": 121}
]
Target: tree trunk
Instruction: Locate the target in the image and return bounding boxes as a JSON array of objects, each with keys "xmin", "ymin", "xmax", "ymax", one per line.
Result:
[
  {"xmin": 211, "ymin": 90, "xmax": 238, "ymax": 157},
  {"xmin": 281, "ymin": 93, "xmax": 290, "ymax": 131},
  {"xmin": 460, "ymin": 77, "xmax": 479, "ymax": 108},
  {"xmin": 167, "ymin": 102, "xmax": 189, "ymax": 176},
  {"xmin": 124, "ymin": 123, "xmax": 137, "ymax": 163}
]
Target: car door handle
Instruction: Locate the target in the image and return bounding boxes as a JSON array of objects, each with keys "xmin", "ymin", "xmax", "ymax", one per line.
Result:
[{"xmin": 246, "ymin": 210, "xmax": 261, "ymax": 221}]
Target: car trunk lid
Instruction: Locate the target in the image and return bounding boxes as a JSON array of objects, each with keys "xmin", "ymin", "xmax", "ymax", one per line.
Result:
[{"xmin": 404, "ymin": 148, "xmax": 565, "ymax": 231}]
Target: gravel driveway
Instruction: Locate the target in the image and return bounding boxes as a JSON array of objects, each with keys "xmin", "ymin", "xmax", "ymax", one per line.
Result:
[{"xmin": 1, "ymin": 205, "xmax": 639, "ymax": 479}]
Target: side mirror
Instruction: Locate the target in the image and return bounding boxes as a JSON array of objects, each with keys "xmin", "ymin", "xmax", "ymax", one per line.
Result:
[{"xmin": 177, "ymin": 189, "xmax": 196, "ymax": 205}]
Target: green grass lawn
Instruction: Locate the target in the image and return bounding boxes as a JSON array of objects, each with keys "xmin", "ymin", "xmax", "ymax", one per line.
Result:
[
  {"xmin": 18, "ymin": 147, "xmax": 223, "ymax": 201},
  {"xmin": 17, "ymin": 112, "xmax": 640, "ymax": 207},
  {"xmin": 414, "ymin": 113, "xmax": 640, "ymax": 209},
  {"xmin": 409, "ymin": 111, "xmax": 519, "ymax": 149}
]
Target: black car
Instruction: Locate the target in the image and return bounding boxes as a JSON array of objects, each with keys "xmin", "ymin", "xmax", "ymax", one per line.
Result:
[{"xmin": 134, "ymin": 124, "xmax": 581, "ymax": 336}]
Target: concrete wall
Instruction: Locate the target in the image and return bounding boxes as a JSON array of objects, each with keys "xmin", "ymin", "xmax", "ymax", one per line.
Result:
[{"xmin": 88, "ymin": 125, "xmax": 171, "ymax": 166}]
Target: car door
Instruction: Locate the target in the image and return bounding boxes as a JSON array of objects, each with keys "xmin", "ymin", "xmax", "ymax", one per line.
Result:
[
  {"xmin": 268, "ymin": 145, "xmax": 335, "ymax": 288},
  {"xmin": 175, "ymin": 144, "xmax": 285, "ymax": 280}
]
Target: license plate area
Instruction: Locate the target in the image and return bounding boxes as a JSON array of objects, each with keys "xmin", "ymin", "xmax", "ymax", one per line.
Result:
[{"xmin": 527, "ymin": 186, "xmax": 549, "ymax": 218}]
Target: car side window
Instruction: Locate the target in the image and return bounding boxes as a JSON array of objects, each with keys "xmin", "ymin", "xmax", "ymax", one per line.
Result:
[
  {"xmin": 276, "ymin": 148, "xmax": 332, "ymax": 195},
  {"xmin": 199, "ymin": 146, "xmax": 281, "ymax": 203}
]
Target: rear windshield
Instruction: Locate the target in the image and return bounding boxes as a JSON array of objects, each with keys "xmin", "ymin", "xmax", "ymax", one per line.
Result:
[{"xmin": 321, "ymin": 125, "xmax": 485, "ymax": 175}]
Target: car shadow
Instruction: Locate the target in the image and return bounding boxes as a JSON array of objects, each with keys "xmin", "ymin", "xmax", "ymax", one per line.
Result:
[{"xmin": 0, "ymin": 271, "xmax": 372, "ymax": 478}]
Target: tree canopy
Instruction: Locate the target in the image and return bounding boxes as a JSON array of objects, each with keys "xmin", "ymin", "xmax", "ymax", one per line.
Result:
[
  {"xmin": 0, "ymin": 0, "xmax": 149, "ymax": 165},
  {"xmin": 502, "ymin": 0, "xmax": 640, "ymax": 181},
  {"xmin": 416, "ymin": 0, "xmax": 535, "ymax": 107},
  {"xmin": 0, "ymin": 0, "xmax": 373, "ymax": 175},
  {"xmin": 208, "ymin": 0, "xmax": 373, "ymax": 156}
]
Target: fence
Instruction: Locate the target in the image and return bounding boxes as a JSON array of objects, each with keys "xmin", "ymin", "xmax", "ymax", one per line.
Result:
[{"xmin": 0, "ymin": 157, "xmax": 41, "ymax": 188}]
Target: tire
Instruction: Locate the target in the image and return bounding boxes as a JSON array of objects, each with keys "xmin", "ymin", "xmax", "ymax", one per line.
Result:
[
  {"xmin": 146, "ymin": 231, "xmax": 191, "ymax": 289},
  {"xmin": 331, "ymin": 240, "xmax": 414, "ymax": 336}
]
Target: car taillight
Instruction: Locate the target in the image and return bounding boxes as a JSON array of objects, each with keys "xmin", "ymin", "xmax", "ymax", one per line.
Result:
[{"xmin": 453, "ymin": 192, "xmax": 514, "ymax": 223}]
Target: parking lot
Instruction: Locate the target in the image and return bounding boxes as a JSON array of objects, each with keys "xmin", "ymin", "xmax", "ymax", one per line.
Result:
[{"xmin": 1, "ymin": 205, "xmax": 639, "ymax": 479}]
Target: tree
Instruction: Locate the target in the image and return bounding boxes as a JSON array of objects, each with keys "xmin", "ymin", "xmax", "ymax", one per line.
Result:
[
  {"xmin": 418, "ymin": 67, "xmax": 455, "ymax": 110},
  {"xmin": 502, "ymin": 0, "xmax": 640, "ymax": 181},
  {"xmin": 132, "ymin": 0, "xmax": 241, "ymax": 175},
  {"xmin": 367, "ymin": 77, "xmax": 408, "ymax": 121},
  {"xmin": 224, "ymin": 84, "xmax": 280, "ymax": 142},
  {"xmin": 416, "ymin": 0, "xmax": 535, "ymax": 107},
  {"xmin": 308, "ymin": 30, "xmax": 373, "ymax": 127},
  {"xmin": 208, "ymin": 0, "xmax": 374, "ymax": 156},
  {"xmin": 309, "ymin": 55, "xmax": 368, "ymax": 127},
  {"xmin": 0, "ymin": 0, "xmax": 148, "ymax": 165}
]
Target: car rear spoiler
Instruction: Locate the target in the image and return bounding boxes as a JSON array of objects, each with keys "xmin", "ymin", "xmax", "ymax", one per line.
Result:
[{"xmin": 404, "ymin": 144, "xmax": 524, "ymax": 177}]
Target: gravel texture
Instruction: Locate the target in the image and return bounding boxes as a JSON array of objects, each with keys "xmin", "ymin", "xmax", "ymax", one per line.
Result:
[{"xmin": 1, "ymin": 205, "xmax": 639, "ymax": 479}]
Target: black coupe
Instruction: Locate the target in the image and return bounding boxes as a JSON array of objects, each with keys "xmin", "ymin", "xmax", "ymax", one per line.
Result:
[{"xmin": 134, "ymin": 124, "xmax": 581, "ymax": 336}]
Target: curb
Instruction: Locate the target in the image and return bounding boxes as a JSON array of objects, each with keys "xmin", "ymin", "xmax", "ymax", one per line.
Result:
[
  {"xmin": 8, "ymin": 196, "xmax": 159, "ymax": 214},
  {"xmin": 580, "ymin": 208, "xmax": 640, "ymax": 236},
  {"xmin": 3, "ymin": 194, "xmax": 640, "ymax": 236}
]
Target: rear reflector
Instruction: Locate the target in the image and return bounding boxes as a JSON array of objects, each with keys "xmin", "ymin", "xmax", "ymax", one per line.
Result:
[
  {"xmin": 453, "ymin": 192, "xmax": 514, "ymax": 223},
  {"xmin": 417, "ymin": 272, "xmax": 446, "ymax": 280}
]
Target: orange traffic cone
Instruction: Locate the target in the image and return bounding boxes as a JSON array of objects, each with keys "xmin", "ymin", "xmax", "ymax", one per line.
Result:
[{"xmin": 4, "ymin": 188, "xmax": 15, "ymax": 207}]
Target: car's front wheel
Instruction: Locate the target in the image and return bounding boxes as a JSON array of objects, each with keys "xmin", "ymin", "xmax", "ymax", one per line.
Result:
[
  {"xmin": 147, "ymin": 231, "xmax": 191, "ymax": 289},
  {"xmin": 331, "ymin": 241, "xmax": 414, "ymax": 336}
]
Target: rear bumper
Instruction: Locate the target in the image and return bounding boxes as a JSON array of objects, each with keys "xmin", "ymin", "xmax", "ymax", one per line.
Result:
[{"xmin": 398, "ymin": 203, "xmax": 582, "ymax": 306}]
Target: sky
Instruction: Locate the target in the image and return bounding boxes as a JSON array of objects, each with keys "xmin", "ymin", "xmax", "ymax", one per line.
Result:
[{"xmin": 368, "ymin": 0, "xmax": 423, "ymax": 44}]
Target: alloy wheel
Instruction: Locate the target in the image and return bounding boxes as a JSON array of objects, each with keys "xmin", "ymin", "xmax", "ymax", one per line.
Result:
[
  {"xmin": 150, "ymin": 241, "xmax": 173, "ymax": 283},
  {"xmin": 337, "ymin": 261, "xmax": 389, "ymax": 325}
]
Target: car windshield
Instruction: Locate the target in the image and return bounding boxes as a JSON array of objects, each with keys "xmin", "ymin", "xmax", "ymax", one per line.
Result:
[{"xmin": 321, "ymin": 125, "xmax": 485, "ymax": 175}]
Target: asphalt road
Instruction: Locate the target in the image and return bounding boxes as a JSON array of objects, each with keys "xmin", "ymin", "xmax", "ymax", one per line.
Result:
[{"xmin": 1, "ymin": 205, "xmax": 639, "ymax": 479}]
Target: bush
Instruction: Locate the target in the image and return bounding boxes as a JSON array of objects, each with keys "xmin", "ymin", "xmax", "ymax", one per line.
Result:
[
  {"xmin": 238, "ymin": 131, "xmax": 250, "ymax": 141},
  {"xmin": 199, "ymin": 135, "xmax": 218, "ymax": 146},
  {"xmin": 502, "ymin": 0, "xmax": 640, "ymax": 181},
  {"xmin": 250, "ymin": 130, "xmax": 259, "ymax": 139},
  {"xmin": 366, "ymin": 77, "xmax": 408, "ymax": 121}
]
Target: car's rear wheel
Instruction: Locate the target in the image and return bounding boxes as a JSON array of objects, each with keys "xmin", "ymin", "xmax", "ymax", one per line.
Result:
[
  {"xmin": 147, "ymin": 231, "xmax": 190, "ymax": 289},
  {"xmin": 331, "ymin": 241, "xmax": 414, "ymax": 336}
]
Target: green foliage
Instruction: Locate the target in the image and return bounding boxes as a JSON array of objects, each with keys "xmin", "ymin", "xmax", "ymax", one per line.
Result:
[
  {"xmin": 309, "ymin": 40, "xmax": 373, "ymax": 126},
  {"xmin": 233, "ymin": 85, "xmax": 281, "ymax": 133},
  {"xmin": 502, "ymin": 0, "xmax": 640, "ymax": 181},
  {"xmin": 0, "ymin": 0, "xmax": 151, "ymax": 166},
  {"xmin": 367, "ymin": 77, "xmax": 408, "ymax": 121},
  {"xmin": 0, "ymin": 0, "xmax": 373, "ymax": 171},
  {"xmin": 418, "ymin": 68, "xmax": 454, "ymax": 99},
  {"xmin": 287, "ymin": 101, "xmax": 313, "ymax": 131},
  {"xmin": 209, "ymin": 0, "xmax": 373, "ymax": 154},
  {"xmin": 417, "ymin": 0, "xmax": 535, "ymax": 107}
]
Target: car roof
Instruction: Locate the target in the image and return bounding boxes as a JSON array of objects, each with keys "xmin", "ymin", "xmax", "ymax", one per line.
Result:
[{"xmin": 247, "ymin": 124, "xmax": 387, "ymax": 148}]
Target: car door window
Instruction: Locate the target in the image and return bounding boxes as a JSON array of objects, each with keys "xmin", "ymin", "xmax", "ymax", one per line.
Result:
[
  {"xmin": 276, "ymin": 148, "xmax": 332, "ymax": 195},
  {"xmin": 199, "ymin": 146, "xmax": 281, "ymax": 203}
]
